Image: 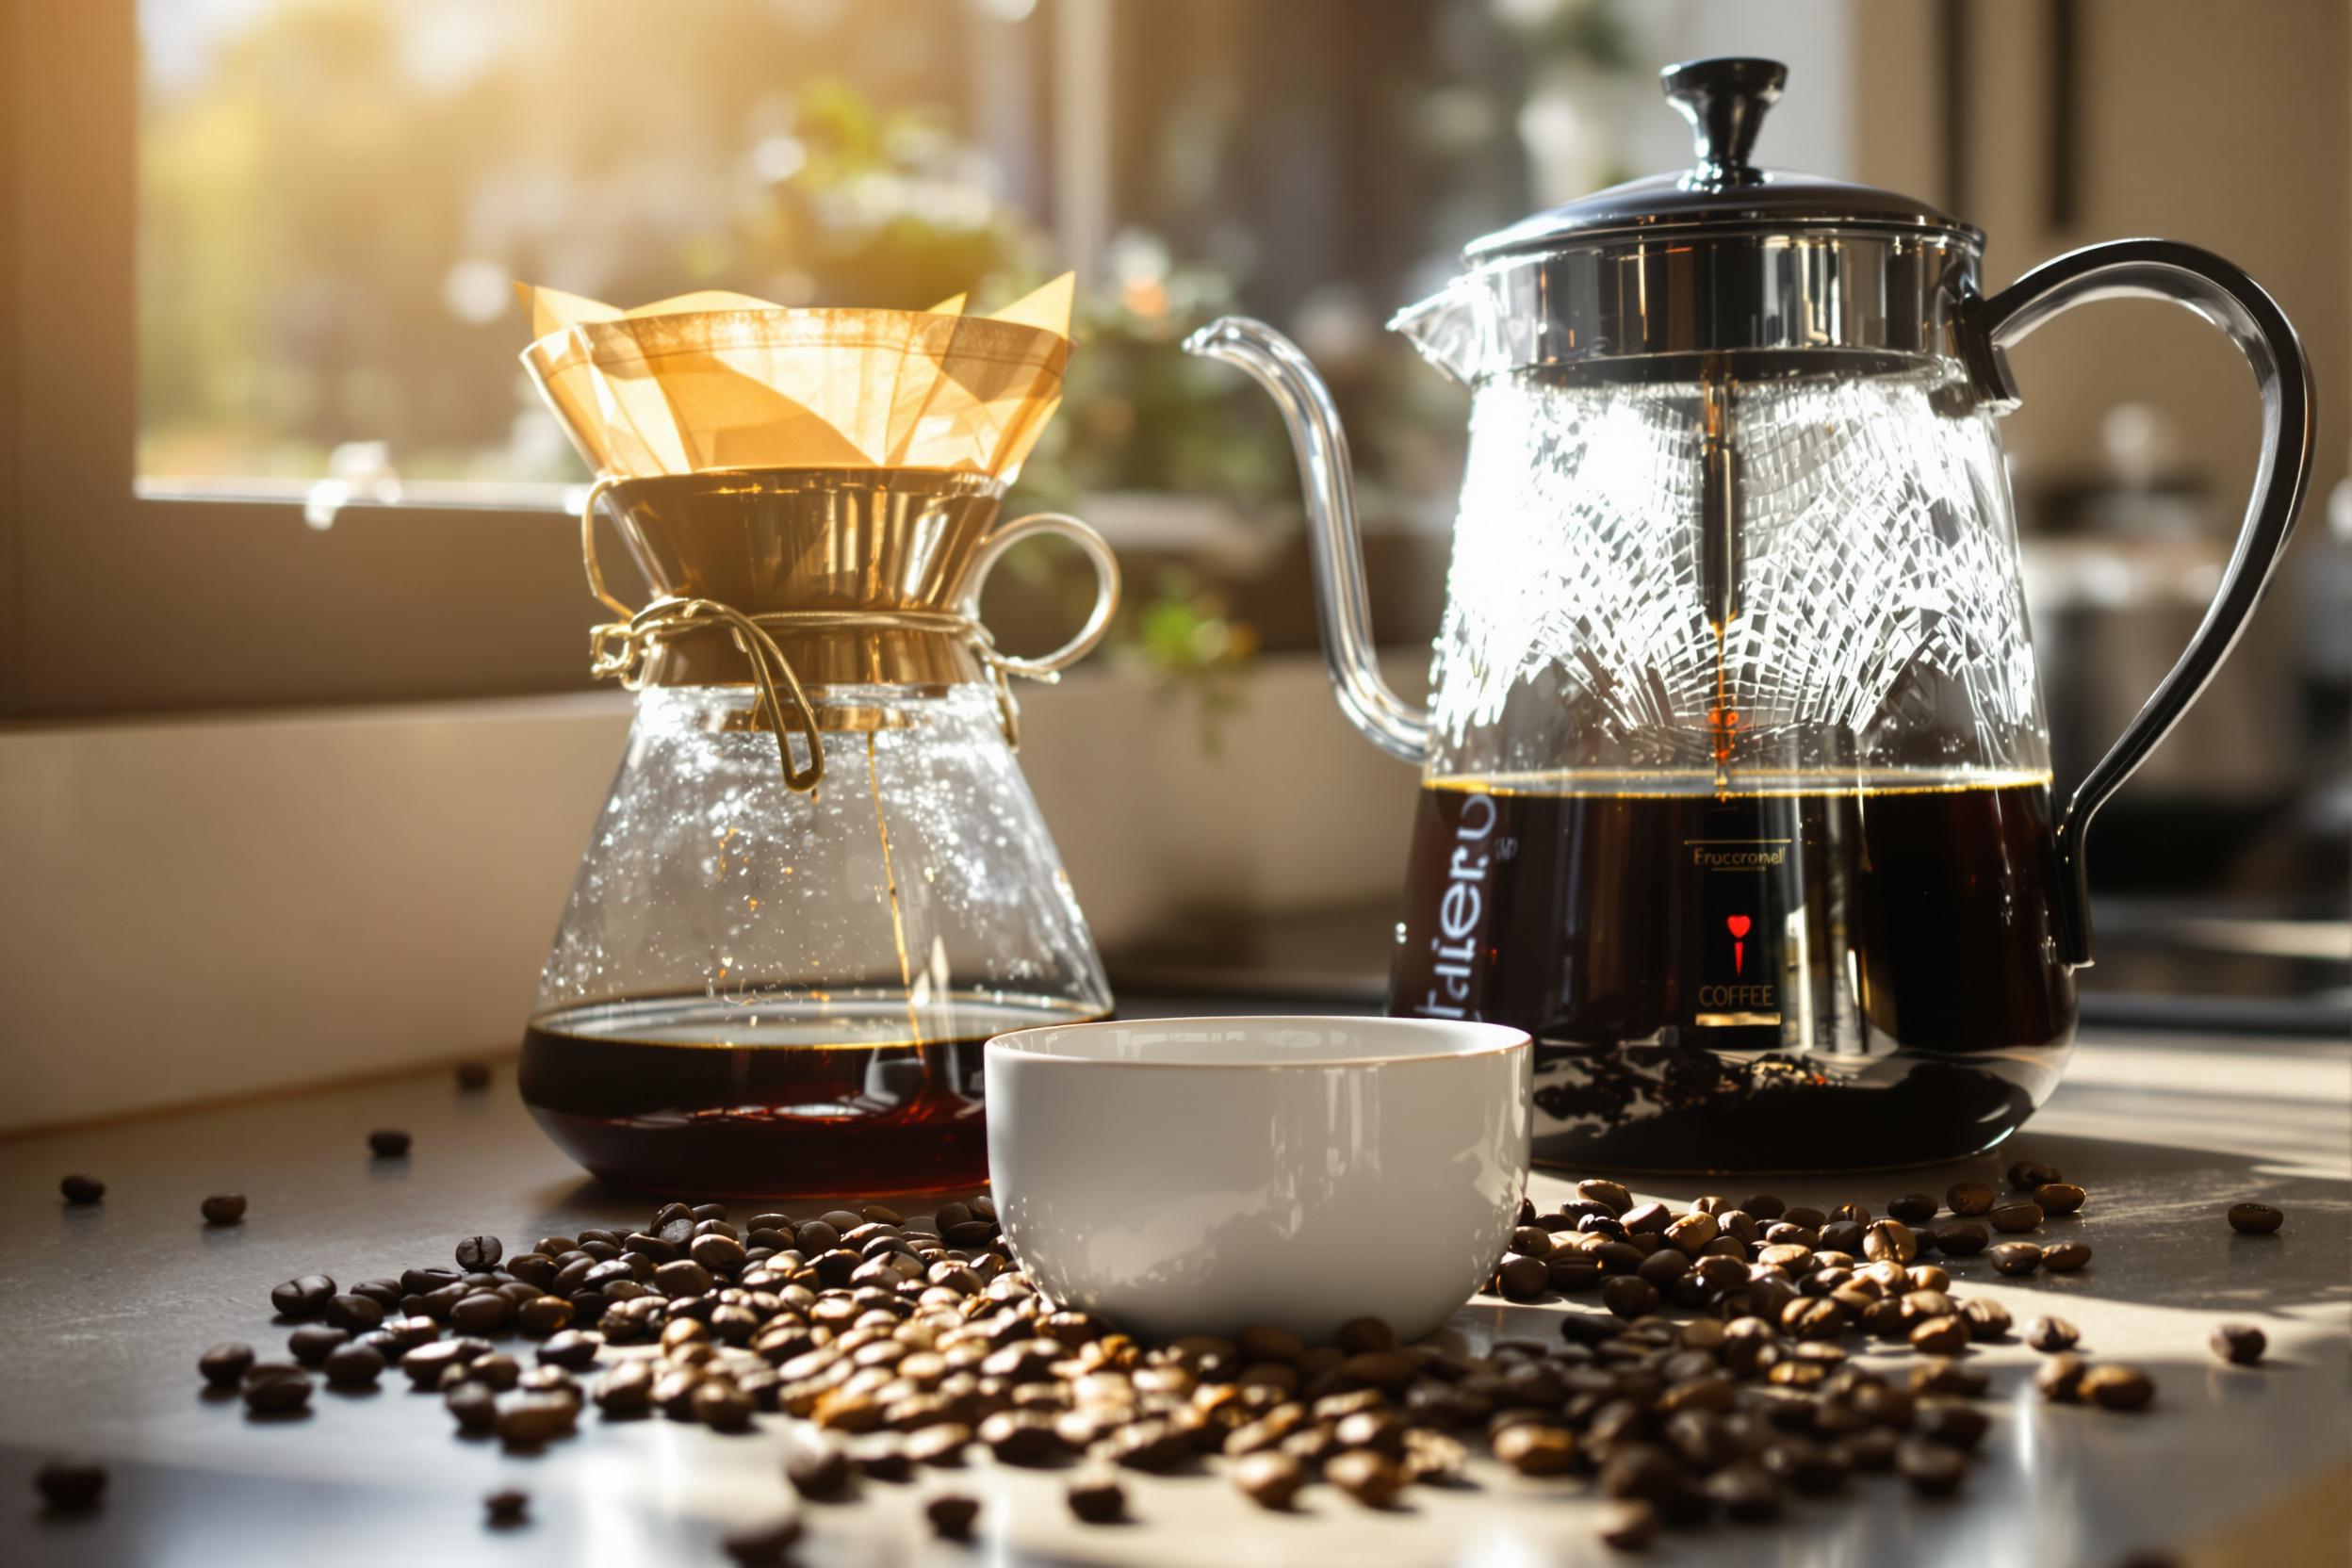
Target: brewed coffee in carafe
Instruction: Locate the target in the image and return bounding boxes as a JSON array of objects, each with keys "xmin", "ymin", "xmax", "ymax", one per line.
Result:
[
  {"xmin": 1191, "ymin": 56, "xmax": 2312, "ymax": 1171},
  {"xmin": 514, "ymin": 284, "xmax": 1119, "ymax": 1198}
]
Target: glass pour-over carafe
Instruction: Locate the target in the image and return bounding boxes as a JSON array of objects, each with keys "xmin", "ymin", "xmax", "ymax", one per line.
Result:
[
  {"xmin": 1189, "ymin": 57, "xmax": 2312, "ymax": 1172},
  {"xmin": 514, "ymin": 290, "xmax": 1117, "ymax": 1199}
]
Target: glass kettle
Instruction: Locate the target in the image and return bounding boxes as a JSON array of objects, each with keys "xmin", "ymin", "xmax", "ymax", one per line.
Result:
[{"xmin": 1188, "ymin": 57, "xmax": 2313, "ymax": 1172}]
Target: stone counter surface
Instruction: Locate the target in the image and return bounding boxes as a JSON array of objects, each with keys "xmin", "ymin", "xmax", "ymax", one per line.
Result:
[{"xmin": 1, "ymin": 1024, "xmax": 2344, "ymax": 1567}]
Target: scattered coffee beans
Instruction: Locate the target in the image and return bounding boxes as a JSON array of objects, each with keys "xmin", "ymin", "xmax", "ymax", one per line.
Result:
[
  {"xmin": 1944, "ymin": 1182, "xmax": 1994, "ymax": 1217},
  {"xmin": 35, "ymin": 1458, "xmax": 108, "ymax": 1511},
  {"xmin": 1066, "ymin": 1474, "xmax": 1128, "ymax": 1524},
  {"xmin": 2080, "ymin": 1364, "xmax": 2155, "ymax": 1413},
  {"xmin": 924, "ymin": 1493, "xmax": 981, "ymax": 1540},
  {"xmin": 2227, "ymin": 1203, "xmax": 2284, "ymax": 1235},
  {"xmin": 367, "ymin": 1129, "xmax": 412, "ymax": 1158},
  {"xmin": 2033, "ymin": 1183, "xmax": 2085, "ymax": 1216},
  {"xmin": 270, "ymin": 1274, "xmax": 336, "ymax": 1317},
  {"xmin": 2006, "ymin": 1159, "xmax": 2063, "ymax": 1192},
  {"xmin": 1886, "ymin": 1193, "xmax": 1939, "ymax": 1225},
  {"xmin": 1987, "ymin": 1242, "xmax": 2044, "ymax": 1276},
  {"xmin": 241, "ymin": 1364, "xmax": 314, "ymax": 1414},
  {"xmin": 1326, "ymin": 1449, "xmax": 1409, "ymax": 1509},
  {"xmin": 1988, "ymin": 1202, "xmax": 2044, "ymax": 1234},
  {"xmin": 2209, "ymin": 1322, "xmax": 2266, "ymax": 1365},
  {"xmin": 201, "ymin": 1193, "xmax": 248, "ymax": 1225},
  {"xmin": 2041, "ymin": 1241, "xmax": 2092, "ymax": 1273},
  {"xmin": 2027, "ymin": 1316, "xmax": 2080, "ymax": 1353},
  {"xmin": 59, "ymin": 1174, "xmax": 105, "ymax": 1205},
  {"xmin": 199, "ymin": 1341, "xmax": 255, "ymax": 1389}
]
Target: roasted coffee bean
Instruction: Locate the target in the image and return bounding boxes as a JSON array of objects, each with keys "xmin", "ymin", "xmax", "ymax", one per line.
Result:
[
  {"xmin": 1494, "ymin": 1253, "xmax": 1549, "ymax": 1300},
  {"xmin": 449, "ymin": 1293, "xmax": 512, "ymax": 1333},
  {"xmin": 1602, "ymin": 1277, "xmax": 1659, "ymax": 1320},
  {"xmin": 288, "ymin": 1325, "xmax": 350, "ymax": 1365},
  {"xmin": 1943, "ymin": 1182, "xmax": 1994, "ymax": 1217},
  {"xmin": 35, "ymin": 1458, "xmax": 108, "ymax": 1511},
  {"xmin": 1494, "ymin": 1422, "xmax": 1576, "ymax": 1477},
  {"xmin": 199, "ymin": 1192, "xmax": 248, "ymax": 1225},
  {"xmin": 1895, "ymin": 1438, "xmax": 1966, "ymax": 1496},
  {"xmin": 496, "ymin": 1392, "xmax": 580, "ymax": 1446},
  {"xmin": 2030, "ymin": 1182, "xmax": 2085, "ymax": 1216},
  {"xmin": 241, "ymin": 1364, "xmax": 314, "ymax": 1414},
  {"xmin": 59, "ymin": 1174, "xmax": 105, "ymax": 1205},
  {"xmin": 1335, "ymin": 1317, "xmax": 1397, "ymax": 1354},
  {"xmin": 1987, "ymin": 1242, "xmax": 2043, "ymax": 1276},
  {"xmin": 535, "ymin": 1329, "xmax": 602, "ymax": 1370},
  {"xmin": 721, "ymin": 1519, "xmax": 805, "ymax": 1566},
  {"xmin": 516, "ymin": 1296, "xmax": 572, "ymax": 1336},
  {"xmin": 2209, "ymin": 1322, "xmax": 2267, "ymax": 1365},
  {"xmin": 2027, "ymin": 1315, "xmax": 2080, "ymax": 1353},
  {"xmin": 1620, "ymin": 1201, "xmax": 1674, "ymax": 1235},
  {"xmin": 1958, "ymin": 1298, "xmax": 2012, "ymax": 1342},
  {"xmin": 367, "ymin": 1129, "xmax": 411, "ymax": 1157},
  {"xmin": 1861, "ymin": 1220, "xmax": 1918, "ymax": 1264},
  {"xmin": 400, "ymin": 1266, "xmax": 464, "ymax": 1297},
  {"xmin": 1886, "ymin": 1194, "xmax": 1938, "ymax": 1225},
  {"xmin": 1664, "ymin": 1212, "xmax": 1721, "ymax": 1256},
  {"xmin": 2081, "ymin": 1364, "xmax": 2155, "ymax": 1412},
  {"xmin": 1215, "ymin": 1448, "xmax": 1300, "ymax": 1509},
  {"xmin": 323, "ymin": 1343, "xmax": 385, "ymax": 1387},
  {"xmin": 1907, "ymin": 1317, "xmax": 1968, "ymax": 1356},
  {"xmin": 1928, "ymin": 1221, "xmax": 1985, "ymax": 1258},
  {"xmin": 786, "ymin": 1443, "xmax": 854, "ymax": 1498},
  {"xmin": 2042, "ymin": 1240, "xmax": 2092, "ymax": 1273},
  {"xmin": 1819, "ymin": 1220, "xmax": 1866, "ymax": 1256},
  {"xmin": 1706, "ymin": 1462, "xmax": 1785, "ymax": 1522},
  {"xmin": 270, "ymin": 1273, "xmax": 336, "ymax": 1318},
  {"xmin": 1065, "ymin": 1474, "xmax": 1127, "ymax": 1524},
  {"xmin": 694, "ymin": 1380, "xmax": 757, "ymax": 1431},
  {"xmin": 466, "ymin": 1353, "xmax": 520, "ymax": 1392},
  {"xmin": 1326, "ymin": 1449, "xmax": 1409, "ymax": 1509},
  {"xmin": 190, "ymin": 1342, "xmax": 255, "ymax": 1396},
  {"xmin": 1597, "ymin": 1497, "xmax": 1661, "ymax": 1550},
  {"xmin": 454, "ymin": 1234, "xmax": 502, "ymax": 1269},
  {"xmin": 653, "ymin": 1259, "xmax": 713, "ymax": 1298},
  {"xmin": 924, "ymin": 1493, "xmax": 981, "ymax": 1541},
  {"xmin": 2034, "ymin": 1354, "xmax": 2087, "ymax": 1403},
  {"xmin": 906, "ymin": 1424, "xmax": 972, "ymax": 1466},
  {"xmin": 691, "ymin": 1233, "xmax": 748, "ymax": 1274},
  {"xmin": 321, "ymin": 1293, "xmax": 384, "ymax": 1333},
  {"xmin": 1914, "ymin": 1399, "xmax": 1988, "ymax": 1449},
  {"xmin": 1577, "ymin": 1179, "xmax": 1634, "ymax": 1215},
  {"xmin": 2227, "ymin": 1203, "xmax": 2284, "ymax": 1235},
  {"xmin": 1988, "ymin": 1202, "xmax": 2044, "ymax": 1234},
  {"xmin": 455, "ymin": 1060, "xmax": 493, "ymax": 1090},
  {"xmin": 482, "ymin": 1487, "xmax": 528, "ymax": 1527},
  {"xmin": 2005, "ymin": 1159, "xmax": 2062, "ymax": 1192}
]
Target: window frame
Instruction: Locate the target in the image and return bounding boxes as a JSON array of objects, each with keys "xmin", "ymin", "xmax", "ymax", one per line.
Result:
[{"xmin": 4, "ymin": 0, "xmax": 1113, "ymax": 721}]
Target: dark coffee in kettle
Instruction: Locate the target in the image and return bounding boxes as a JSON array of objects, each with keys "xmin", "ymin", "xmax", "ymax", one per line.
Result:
[{"xmin": 1389, "ymin": 774, "xmax": 2076, "ymax": 1171}]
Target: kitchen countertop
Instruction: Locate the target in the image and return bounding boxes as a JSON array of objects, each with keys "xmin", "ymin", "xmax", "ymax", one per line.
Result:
[{"xmin": 2, "ymin": 1016, "xmax": 2345, "ymax": 1568}]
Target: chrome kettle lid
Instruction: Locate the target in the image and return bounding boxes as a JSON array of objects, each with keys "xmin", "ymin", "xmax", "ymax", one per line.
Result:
[{"xmin": 1465, "ymin": 57, "xmax": 1981, "ymax": 260}]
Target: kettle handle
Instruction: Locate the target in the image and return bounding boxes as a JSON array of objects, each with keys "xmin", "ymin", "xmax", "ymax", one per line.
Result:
[{"xmin": 1964, "ymin": 239, "xmax": 2316, "ymax": 969}]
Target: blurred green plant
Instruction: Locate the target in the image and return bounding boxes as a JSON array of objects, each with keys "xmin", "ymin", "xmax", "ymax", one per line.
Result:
[{"xmin": 1117, "ymin": 567, "xmax": 1261, "ymax": 758}]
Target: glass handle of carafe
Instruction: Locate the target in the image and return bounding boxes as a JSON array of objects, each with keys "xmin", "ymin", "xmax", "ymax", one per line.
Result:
[
  {"xmin": 1968, "ymin": 239, "xmax": 2317, "ymax": 968},
  {"xmin": 1182, "ymin": 317, "xmax": 1432, "ymax": 764}
]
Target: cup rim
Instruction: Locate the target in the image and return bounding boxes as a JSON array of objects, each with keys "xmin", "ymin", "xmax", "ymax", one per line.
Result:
[{"xmin": 984, "ymin": 1013, "xmax": 1530, "ymax": 1070}]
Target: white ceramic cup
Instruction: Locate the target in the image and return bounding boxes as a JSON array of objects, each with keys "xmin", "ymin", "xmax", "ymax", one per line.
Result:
[{"xmin": 985, "ymin": 1015, "xmax": 1531, "ymax": 1342}]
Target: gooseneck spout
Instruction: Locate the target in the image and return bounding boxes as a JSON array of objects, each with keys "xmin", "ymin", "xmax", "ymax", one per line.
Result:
[{"xmin": 1182, "ymin": 318, "xmax": 1431, "ymax": 765}]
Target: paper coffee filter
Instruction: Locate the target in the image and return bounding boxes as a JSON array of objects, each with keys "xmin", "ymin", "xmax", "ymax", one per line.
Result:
[{"xmin": 518, "ymin": 275, "xmax": 1073, "ymax": 481}]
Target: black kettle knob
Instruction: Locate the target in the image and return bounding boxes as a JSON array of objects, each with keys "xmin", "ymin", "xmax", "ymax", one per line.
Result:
[{"xmin": 1662, "ymin": 57, "xmax": 1786, "ymax": 188}]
